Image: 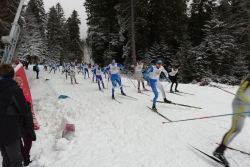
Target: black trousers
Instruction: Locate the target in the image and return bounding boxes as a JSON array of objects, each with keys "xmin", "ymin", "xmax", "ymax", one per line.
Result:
[
  {"xmin": 36, "ymin": 71, "xmax": 39, "ymax": 79},
  {"xmin": 169, "ymin": 75, "xmax": 178, "ymax": 90},
  {"xmin": 0, "ymin": 138, "xmax": 23, "ymax": 167}
]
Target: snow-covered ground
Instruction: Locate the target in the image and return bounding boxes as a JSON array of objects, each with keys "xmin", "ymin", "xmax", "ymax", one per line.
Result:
[{"xmin": 2, "ymin": 66, "xmax": 250, "ymax": 167}]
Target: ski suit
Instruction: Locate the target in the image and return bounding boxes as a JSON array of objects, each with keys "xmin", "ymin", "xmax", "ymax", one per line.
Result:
[
  {"xmin": 106, "ymin": 63, "xmax": 124, "ymax": 95},
  {"xmin": 220, "ymin": 75, "xmax": 250, "ymax": 146},
  {"xmin": 168, "ymin": 69, "xmax": 178, "ymax": 91},
  {"xmin": 69, "ymin": 69, "xmax": 77, "ymax": 83},
  {"xmin": 135, "ymin": 63, "xmax": 145, "ymax": 89},
  {"xmin": 92, "ymin": 64, "xmax": 98, "ymax": 82},
  {"xmin": 94, "ymin": 68, "xmax": 105, "ymax": 89},
  {"xmin": 145, "ymin": 66, "xmax": 169, "ymax": 105},
  {"xmin": 84, "ymin": 64, "xmax": 89, "ymax": 78}
]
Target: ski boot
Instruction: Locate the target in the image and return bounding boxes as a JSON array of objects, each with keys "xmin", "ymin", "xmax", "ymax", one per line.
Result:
[
  {"xmin": 121, "ymin": 91, "xmax": 126, "ymax": 96},
  {"xmin": 112, "ymin": 94, "xmax": 115, "ymax": 99},
  {"xmin": 143, "ymin": 87, "xmax": 149, "ymax": 91},
  {"xmin": 164, "ymin": 98, "xmax": 171, "ymax": 103},
  {"xmin": 99, "ymin": 87, "xmax": 102, "ymax": 91},
  {"xmin": 170, "ymin": 90, "xmax": 174, "ymax": 93},
  {"xmin": 23, "ymin": 157, "xmax": 32, "ymax": 166},
  {"xmin": 213, "ymin": 145, "xmax": 229, "ymax": 167},
  {"xmin": 152, "ymin": 105, "xmax": 157, "ymax": 112},
  {"xmin": 138, "ymin": 89, "xmax": 142, "ymax": 93},
  {"xmin": 75, "ymin": 82, "xmax": 78, "ymax": 84},
  {"xmin": 175, "ymin": 89, "xmax": 180, "ymax": 92}
]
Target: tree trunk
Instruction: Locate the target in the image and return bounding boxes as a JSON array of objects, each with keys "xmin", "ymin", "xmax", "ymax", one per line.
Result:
[{"xmin": 131, "ymin": 0, "xmax": 136, "ymax": 64}]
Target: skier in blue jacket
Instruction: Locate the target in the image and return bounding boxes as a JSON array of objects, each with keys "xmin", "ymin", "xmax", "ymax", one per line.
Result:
[
  {"xmin": 145, "ymin": 60, "xmax": 171, "ymax": 111},
  {"xmin": 94, "ymin": 64, "xmax": 106, "ymax": 90},
  {"xmin": 105, "ymin": 60, "xmax": 126, "ymax": 99}
]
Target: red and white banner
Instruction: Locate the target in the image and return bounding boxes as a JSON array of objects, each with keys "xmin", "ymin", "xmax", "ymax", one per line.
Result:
[{"xmin": 15, "ymin": 64, "xmax": 40, "ymax": 130}]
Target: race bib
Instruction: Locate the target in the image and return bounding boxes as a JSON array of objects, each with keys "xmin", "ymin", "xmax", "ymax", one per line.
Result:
[
  {"xmin": 112, "ymin": 67, "xmax": 117, "ymax": 70},
  {"xmin": 155, "ymin": 70, "xmax": 161, "ymax": 75}
]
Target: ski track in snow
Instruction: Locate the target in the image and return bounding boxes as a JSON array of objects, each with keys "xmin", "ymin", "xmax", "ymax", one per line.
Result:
[{"xmin": 1, "ymin": 66, "xmax": 250, "ymax": 167}]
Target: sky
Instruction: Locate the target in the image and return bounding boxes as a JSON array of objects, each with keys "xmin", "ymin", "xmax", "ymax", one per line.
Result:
[{"xmin": 25, "ymin": 0, "xmax": 88, "ymax": 39}]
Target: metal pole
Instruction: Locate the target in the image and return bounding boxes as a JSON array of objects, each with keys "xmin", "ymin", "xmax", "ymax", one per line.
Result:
[{"xmin": 9, "ymin": 0, "xmax": 25, "ymax": 38}]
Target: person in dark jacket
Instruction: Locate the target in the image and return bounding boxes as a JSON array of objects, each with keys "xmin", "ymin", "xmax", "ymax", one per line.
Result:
[
  {"xmin": 0, "ymin": 64, "xmax": 36, "ymax": 167},
  {"xmin": 15, "ymin": 75, "xmax": 36, "ymax": 166}
]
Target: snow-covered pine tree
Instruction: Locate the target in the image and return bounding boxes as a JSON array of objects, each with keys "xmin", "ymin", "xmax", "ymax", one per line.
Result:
[
  {"xmin": 68, "ymin": 10, "xmax": 82, "ymax": 61},
  {"xmin": 147, "ymin": 40, "xmax": 172, "ymax": 66},
  {"xmin": 46, "ymin": 6, "xmax": 61, "ymax": 61},
  {"xmin": 14, "ymin": 0, "xmax": 47, "ymax": 62}
]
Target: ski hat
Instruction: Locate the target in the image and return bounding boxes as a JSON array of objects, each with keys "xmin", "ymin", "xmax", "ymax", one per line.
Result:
[
  {"xmin": 112, "ymin": 60, "xmax": 116, "ymax": 63},
  {"xmin": 156, "ymin": 60, "xmax": 163, "ymax": 64}
]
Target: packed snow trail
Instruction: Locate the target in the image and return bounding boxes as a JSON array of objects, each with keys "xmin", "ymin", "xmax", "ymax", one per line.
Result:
[{"xmin": 2, "ymin": 66, "xmax": 250, "ymax": 167}]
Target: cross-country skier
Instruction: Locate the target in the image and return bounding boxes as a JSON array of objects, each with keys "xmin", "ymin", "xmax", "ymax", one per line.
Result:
[
  {"xmin": 62, "ymin": 63, "xmax": 70, "ymax": 80},
  {"xmin": 92, "ymin": 63, "xmax": 98, "ymax": 82},
  {"xmin": 145, "ymin": 60, "xmax": 171, "ymax": 111},
  {"xmin": 105, "ymin": 60, "xmax": 126, "ymax": 99},
  {"xmin": 56, "ymin": 62, "xmax": 60, "ymax": 72},
  {"xmin": 135, "ymin": 60, "xmax": 148, "ymax": 93},
  {"xmin": 84, "ymin": 62, "xmax": 90, "ymax": 79},
  {"xmin": 69, "ymin": 68, "xmax": 78, "ymax": 84},
  {"xmin": 49, "ymin": 63, "xmax": 56, "ymax": 74},
  {"xmin": 213, "ymin": 75, "xmax": 250, "ymax": 167},
  {"xmin": 94, "ymin": 64, "xmax": 106, "ymax": 90},
  {"xmin": 168, "ymin": 66, "xmax": 179, "ymax": 92}
]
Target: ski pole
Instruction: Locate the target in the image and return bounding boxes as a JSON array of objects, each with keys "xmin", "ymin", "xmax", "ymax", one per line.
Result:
[
  {"xmin": 107, "ymin": 77, "xmax": 109, "ymax": 90},
  {"xmin": 211, "ymin": 84, "xmax": 235, "ymax": 95},
  {"xmin": 164, "ymin": 83, "xmax": 171, "ymax": 88},
  {"xmin": 126, "ymin": 74, "xmax": 136, "ymax": 88},
  {"xmin": 162, "ymin": 111, "xmax": 250, "ymax": 124},
  {"xmin": 215, "ymin": 143, "xmax": 250, "ymax": 156},
  {"xmin": 125, "ymin": 72, "xmax": 131, "ymax": 85}
]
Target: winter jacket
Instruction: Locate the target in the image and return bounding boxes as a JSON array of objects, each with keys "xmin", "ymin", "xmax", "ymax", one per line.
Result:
[
  {"xmin": 0, "ymin": 79, "xmax": 36, "ymax": 144},
  {"xmin": 35, "ymin": 65, "xmax": 40, "ymax": 72},
  {"xmin": 19, "ymin": 101, "xmax": 36, "ymax": 138}
]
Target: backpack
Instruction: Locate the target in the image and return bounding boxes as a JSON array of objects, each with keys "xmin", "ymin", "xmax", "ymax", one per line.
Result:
[{"xmin": 33, "ymin": 66, "xmax": 36, "ymax": 71}]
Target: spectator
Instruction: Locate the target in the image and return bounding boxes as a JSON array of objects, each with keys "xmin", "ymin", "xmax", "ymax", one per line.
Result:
[
  {"xmin": 35, "ymin": 63, "xmax": 39, "ymax": 79},
  {"xmin": 0, "ymin": 64, "xmax": 36, "ymax": 167},
  {"xmin": 14, "ymin": 76, "xmax": 36, "ymax": 166}
]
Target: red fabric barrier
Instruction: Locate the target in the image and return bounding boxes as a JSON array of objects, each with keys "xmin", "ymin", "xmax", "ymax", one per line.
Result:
[{"xmin": 15, "ymin": 64, "xmax": 40, "ymax": 130}]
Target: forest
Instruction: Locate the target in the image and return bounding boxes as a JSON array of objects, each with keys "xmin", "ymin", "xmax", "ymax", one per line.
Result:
[{"xmin": 0, "ymin": 0, "xmax": 249, "ymax": 84}]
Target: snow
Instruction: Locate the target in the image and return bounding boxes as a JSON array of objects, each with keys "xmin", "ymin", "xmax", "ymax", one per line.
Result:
[{"xmin": 2, "ymin": 66, "xmax": 250, "ymax": 167}]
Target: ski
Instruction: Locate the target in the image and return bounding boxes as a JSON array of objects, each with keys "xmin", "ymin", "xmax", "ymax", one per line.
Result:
[
  {"xmin": 146, "ymin": 106, "xmax": 172, "ymax": 122},
  {"xmin": 177, "ymin": 91, "xmax": 195, "ymax": 95},
  {"xmin": 122, "ymin": 85, "xmax": 130, "ymax": 87},
  {"xmin": 154, "ymin": 100, "xmax": 202, "ymax": 109},
  {"xmin": 117, "ymin": 94, "xmax": 138, "ymax": 100},
  {"xmin": 189, "ymin": 145, "xmax": 229, "ymax": 167},
  {"xmin": 117, "ymin": 94, "xmax": 138, "ymax": 101},
  {"xmin": 216, "ymin": 143, "xmax": 250, "ymax": 156},
  {"xmin": 138, "ymin": 92, "xmax": 150, "ymax": 96},
  {"xmin": 112, "ymin": 98, "xmax": 122, "ymax": 103},
  {"xmin": 168, "ymin": 91, "xmax": 182, "ymax": 96}
]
